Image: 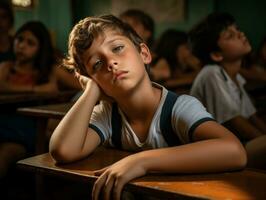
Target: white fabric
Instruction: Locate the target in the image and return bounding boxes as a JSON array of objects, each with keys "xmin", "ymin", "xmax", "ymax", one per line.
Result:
[
  {"xmin": 90, "ymin": 83, "xmax": 213, "ymax": 151},
  {"xmin": 190, "ymin": 64, "xmax": 256, "ymax": 123}
]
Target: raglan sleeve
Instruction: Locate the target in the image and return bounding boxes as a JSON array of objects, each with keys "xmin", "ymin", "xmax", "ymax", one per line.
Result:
[
  {"xmin": 172, "ymin": 95, "xmax": 214, "ymax": 144},
  {"xmin": 89, "ymin": 101, "xmax": 112, "ymax": 145}
]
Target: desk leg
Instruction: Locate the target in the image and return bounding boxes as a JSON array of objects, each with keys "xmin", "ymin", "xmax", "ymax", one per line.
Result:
[
  {"xmin": 35, "ymin": 174, "xmax": 45, "ymax": 200},
  {"xmin": 35, "ymin": 118, "xmax": 48, "ymax": 154},
  {"xmin": 35, "ymin": 118, "xmax": 48, "ymax": 200}
]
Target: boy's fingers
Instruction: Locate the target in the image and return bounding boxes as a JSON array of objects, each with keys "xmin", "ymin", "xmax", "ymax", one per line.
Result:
[
  {"xmin": 92, "ymin": 173, "xmax": 107, "ymax": 200},
  {"xmin": 103, "ymin": 175, "xmax": 115, "ymax": 200},
  {"xmin": 94, "ymin": 166, "xmax": 109, "ymax": 176},
  {"xmin": 113, "ymin": 178, "xmax": 126, "ymax": 200}
]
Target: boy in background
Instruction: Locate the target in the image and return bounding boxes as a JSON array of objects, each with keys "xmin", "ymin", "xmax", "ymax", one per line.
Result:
[{"xmin": 189, "ymin": 12, "xmax": 266, "ymax": 169}]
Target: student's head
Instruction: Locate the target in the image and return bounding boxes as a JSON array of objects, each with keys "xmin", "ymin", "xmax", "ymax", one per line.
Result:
[
  {"xmin": 0, "ymin": 1, "xmax": 14, "ymax": 34},
  {"xmin": 65, "ymin": 15, "xmax": 150, "ymax": 75},
  {"xmin": 14, "ymin": 21, "xmax": 55, "ymax": 83},
  {"xmin": 189, "ymin": 12, "xmax": 251, "ymax": 66},
  {"xmin": 65, "ymin": 15, "xmax": 152, "ymax": 97},
  {"xmin": 154, "ymin": 29, "xmax": 190, "ymax": 72},
  {"xmin": 120, "ymin": 9, "xmax": 154, "ymax": 47}
]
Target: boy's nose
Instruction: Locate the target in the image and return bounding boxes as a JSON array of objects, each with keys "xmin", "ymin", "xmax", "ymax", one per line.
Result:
[{"xmin": 107, "ymin": 61, "xmax": 118, "ymax": 72}]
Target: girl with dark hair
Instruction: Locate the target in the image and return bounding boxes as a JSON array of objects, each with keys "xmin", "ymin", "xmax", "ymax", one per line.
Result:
[
  {"xmin": 0, "ymin": 21, "xmax": 58, "ymax": 92},
  {"xmin": 0, "ymin": 21, "xmax": 58, "ymax": 180}
]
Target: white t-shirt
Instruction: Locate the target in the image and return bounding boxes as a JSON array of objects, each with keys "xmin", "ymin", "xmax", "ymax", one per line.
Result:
[
  {"xmin": 89, "ymin": 83, "xmax": 213, "ymax": 151},
  {"xmin": 190, "ymin": 64, "xmax": 256, "ymax": 124}
]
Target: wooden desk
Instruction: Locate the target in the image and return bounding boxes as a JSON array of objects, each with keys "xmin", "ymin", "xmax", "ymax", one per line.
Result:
[
  {"xmin": 0, "ymin": 90, "xmax": 76, "ymax": 112},
  {"xmin": 17, "ymin": 103, "xmax": 73, "ymax": 153},
  {"xmin": 17, "ymin": 147, "xmax": 266, "ymax": 200}
]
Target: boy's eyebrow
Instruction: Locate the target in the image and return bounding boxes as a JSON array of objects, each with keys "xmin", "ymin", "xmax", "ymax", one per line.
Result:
[{"xmin": 105, "ymin": 35, "xmax": 127, "ymax": 44}]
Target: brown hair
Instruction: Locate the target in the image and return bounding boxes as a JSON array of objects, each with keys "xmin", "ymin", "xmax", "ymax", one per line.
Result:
[{"xmin": 64, "ymin": 15, "xmax": 143, "ymax": 75}]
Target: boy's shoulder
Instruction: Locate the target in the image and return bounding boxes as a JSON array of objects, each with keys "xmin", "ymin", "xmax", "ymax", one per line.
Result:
[{"xmin": 196, "ymin": 64, "xmax": 224, "ymax": 80}]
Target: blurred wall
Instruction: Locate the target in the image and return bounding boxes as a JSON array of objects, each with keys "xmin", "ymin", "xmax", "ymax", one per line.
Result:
[{"xmin": 13, "ymin": 0, "xmax": 266, "ymax": 52}]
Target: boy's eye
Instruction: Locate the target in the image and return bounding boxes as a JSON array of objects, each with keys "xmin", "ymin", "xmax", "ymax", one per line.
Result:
[
  {"xmin": 113, "ymin": 45, "xmax": 124, "ymax": 53},
  {"xmin": 93, "ymin": 60, "xmax": 103, "ymax": 71}
]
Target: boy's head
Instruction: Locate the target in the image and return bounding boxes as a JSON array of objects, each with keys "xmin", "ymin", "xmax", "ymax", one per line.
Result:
[
  {"xmin": 189, "ymin": 12, "xmax": 251, "ymax": 66},
  {"xmin": 155, "ymin": 29, "xmax": 188, "ymax": 71},
  {"xmin": 65, "ymin": 15, "xmax": 144, "ymax": 75},
  {"xmin": 120, "ymin": 9, "xmax": 154, "ymax": 47}
]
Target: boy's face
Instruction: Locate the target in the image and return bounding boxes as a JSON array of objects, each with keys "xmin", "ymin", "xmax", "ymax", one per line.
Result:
[
  {"xmin": 217, "ymin": 24, "xmax": 251, "ymax": 61},
  {"xmin": 83, "ymin": 29, "xmax": 151, "ymax": 97}
]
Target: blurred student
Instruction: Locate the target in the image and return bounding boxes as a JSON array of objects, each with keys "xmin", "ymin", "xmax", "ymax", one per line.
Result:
[
  {"xmin": 0, "ymin": 1, "xmax": 14, "ymax": 64},
  {"xmin": 0, "ymin": 21, "xmax": 59, "ymax": 179},
  {"xmin": 49, "ymin": 15, "xmax": 246, "ymax": 200},
  {"xmin": 189, "ymin": 12, "xmax": 266, "ymax": 169},
  {"xmin": 0, "ymin": 21, "xmax": 58, "ymax": 92},
  {"xmin": 120, "ymin": 9, "xmax": 154, "ymax": 49},
  {"xmin": 151, "ymin": 29, "xmax": 201, "ymax": 87}
]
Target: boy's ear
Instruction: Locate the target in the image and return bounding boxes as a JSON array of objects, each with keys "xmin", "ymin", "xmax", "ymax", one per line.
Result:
[
  {"xmin": 140, "ymin": 43, "xmax": 152, "ymax": 64},
  {"xmin": 210, "ymin": 51, "xmax": 223, "ymax": 62}
]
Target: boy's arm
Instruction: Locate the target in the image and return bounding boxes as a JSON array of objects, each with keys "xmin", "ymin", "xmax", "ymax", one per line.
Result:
[
  {"xmin": 223, "ymin": 115, "xmax": 264, "ymax": 140},
  {"xmin": 49, "ymin": 78, "xmax": 101, "ymax": 163},
  {"xmin": 92, "ymin": 121, "xmax": 246, "ymax": 200}
]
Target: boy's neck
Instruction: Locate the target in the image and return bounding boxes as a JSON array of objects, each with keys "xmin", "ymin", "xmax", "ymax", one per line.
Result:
[
  {"xmin": 220, "ymin": 59, "xmax": 242, "ymax": 79},
  {"xmin": 115, "ymin": 79, "xmax": 161, "ymax": 122}
]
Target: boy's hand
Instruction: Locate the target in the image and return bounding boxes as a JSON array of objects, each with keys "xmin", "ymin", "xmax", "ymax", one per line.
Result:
[
  {"xmin": 92, "ymin": 154, "xmax": 147, "ymax": 200},
  {"xmin": 75, "ymin": 72, "xmax": 114, "ymax": 102},
  {"xmin": 75, "ymin": 71, "xmax": 91, "ymax": 90}
]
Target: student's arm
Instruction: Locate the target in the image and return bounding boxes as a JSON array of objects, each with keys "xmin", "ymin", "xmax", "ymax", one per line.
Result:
[
  {"xmin": 240, "ymin": 65, "xmax": 266, "ymax": 81},
  {"xmin": 49, "ymin": 76, "xmax": 101, "ymax": 163},
  {"xmin": 33, "ymin": 69, "xmax": 58, "ymax": 92},
  {"xmin": 0, "ymin": 63, "xmax": 58, "ymax": 93},
  {"xmin": 92, "ymin": 121, "xmax": 246, "ymax": 200},
  {"xmin": 223, "ymin": 115, "xmax": 264, "ymax": 140},
  {"xmin": 249, "ymin": 114, "xmax": 266, "ymax": 134},
  {"xmin": 54, "ymin": 66, "xmax": 82, "ymax": 90}
]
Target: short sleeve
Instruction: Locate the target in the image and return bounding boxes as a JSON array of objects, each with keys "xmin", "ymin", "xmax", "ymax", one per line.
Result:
[
  {"xmin": 191, "ymin": 67, "xmax": 240, "ymax": 123},
  {"xmin": 172, "ymin": 95, "xmax": 214, "ymax": 143},
  {"xmin": 89, "ymin": 101, "xmax": 112, "ymax": 144}
]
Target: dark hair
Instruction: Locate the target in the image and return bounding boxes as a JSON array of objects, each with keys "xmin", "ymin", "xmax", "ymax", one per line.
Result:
[
  {"xmin": 188, "ymin": 12, "xmax": 235, "ymax": 65},
  {"xmin": 0, "ymin": 1, "xmax": 14, "ymax": 27},
  {"xmin": 15, "ymin": 21, "xmax": 55, "ymax": 84},
  {"xmin": 120, "ymin": 9, "xmax": 154, "ymax": 47},
  {"xmin": 154, "ymin": 29, "xmax": 188, "ymax": 73},
  {"xmin": 64, "ymin": 14, "xmax": 144, "ymax": 76}
]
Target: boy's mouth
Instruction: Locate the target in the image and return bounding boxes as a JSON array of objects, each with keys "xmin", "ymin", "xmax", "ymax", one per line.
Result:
[{"xmin": 113, "ymin": 70, "xmax": 128, "ymax": 82}]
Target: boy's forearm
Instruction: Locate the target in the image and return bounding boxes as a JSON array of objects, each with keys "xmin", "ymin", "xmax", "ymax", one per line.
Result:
[
  {"xmin": 135, "ymin": 138, "xmax": 246, "ymax": 174},
  {"xmin": 49, "ymin": 82, "xmax": 100, "ymax": 160}
]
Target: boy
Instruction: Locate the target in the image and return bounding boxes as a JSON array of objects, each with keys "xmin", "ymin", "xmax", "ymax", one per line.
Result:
[
  {"xmin": 120, "ymin": 9, "xmax": 154, "ymax": 48},
  {"xmin": 49, "ymin": 15, "xmax": 246, "ymax": 200},
  {"xmin": 189, "ymin": 12, "xmax": 266, "ymax": 169}
]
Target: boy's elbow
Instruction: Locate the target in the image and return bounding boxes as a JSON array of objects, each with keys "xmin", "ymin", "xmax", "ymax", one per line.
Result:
[
  {"xmin": 230, "ymin": 140, "xmax": 247, "ymax": 169},
  {"xmin": 49, "ymin": 143, "xmax": 75, "ymax": 164}
]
